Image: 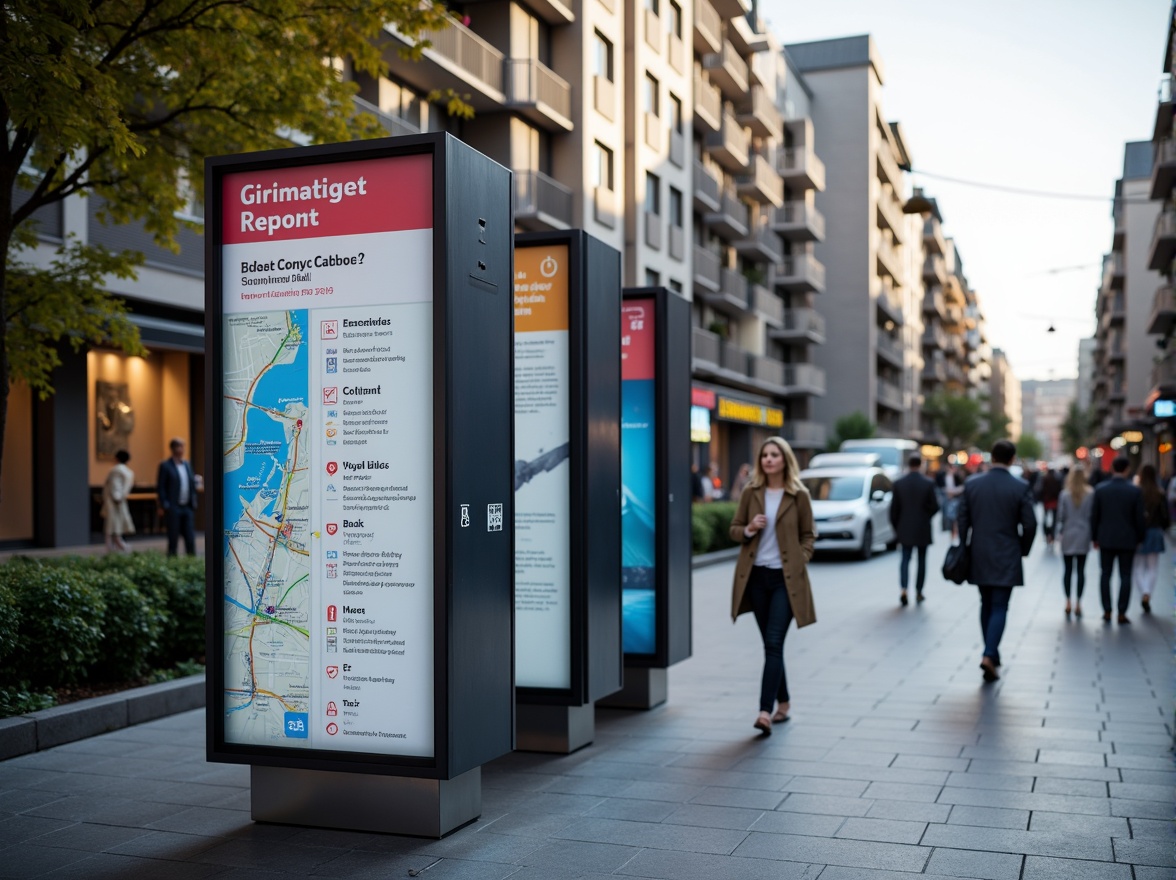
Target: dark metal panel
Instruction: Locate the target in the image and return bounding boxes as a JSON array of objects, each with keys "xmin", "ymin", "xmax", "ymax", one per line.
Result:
[
  {"xmin": 88, "ymin": 197, "xmax": 205, "ymax": 278},
  {"xmin": 443, "ymin": 135, "xmax": 515, "ymax": 777},
  {"xmin": 32, "ymin": 350, "xmax": 89, "ymax": 547}
]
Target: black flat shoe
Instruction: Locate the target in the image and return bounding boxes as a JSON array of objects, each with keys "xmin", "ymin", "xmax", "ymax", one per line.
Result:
[
  {"xmin": 916, "ymin": 592, "xmax": 925, "ymax": 603},
  {"xmin": 980, "ymin": 658, "xmax": 1000, "ymax": 682},
  {"xmin": 900, "ymin": 592, "xmax": 908, "ymax": 607},
  {"xmin": 1142, "ymin": 596, "xmax": 1151, "ymax": 614}
]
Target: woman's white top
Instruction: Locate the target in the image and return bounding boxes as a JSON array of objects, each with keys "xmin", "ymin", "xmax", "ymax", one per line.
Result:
[{"xmin": 753, "ymin": 488, "xmax": 785, "ymax": 569}]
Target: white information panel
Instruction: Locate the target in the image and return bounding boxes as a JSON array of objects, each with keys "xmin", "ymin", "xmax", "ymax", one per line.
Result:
[
  {"xmin": 513, "ymin": 244, "xmax": 571, "ymax": 690},
  {"xmin": 219, "ymin": 154, "xmax": 435, "ymax": 755}
]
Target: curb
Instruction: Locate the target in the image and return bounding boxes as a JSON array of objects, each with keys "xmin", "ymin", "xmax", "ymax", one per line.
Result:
[
  {"xmin": 0, "ymin": 673, "xmax": 205, "ymax": 761},
  {"xmin": 692, "ymin": 546, "xmax": 740, "ymax": 568}
]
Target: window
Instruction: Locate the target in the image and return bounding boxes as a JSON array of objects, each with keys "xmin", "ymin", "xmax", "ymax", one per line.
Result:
[
  {"xmin": 593, "ymin": 30, "xmax": 614, "ymax": 81},
  {"xmin": 667, "ymin": 0, "xmax": 682, "ymax": 36},
  {"xmin": 669, "ymin": 279, "xmax": 682, "ymax": 293},
  {"xmin": 644, "ymin": 0, "xmax": 659, "ymax": 13},
  {"xmin": 669, "ymin": 93, "xmax": 683, "ymax": 133},
  {"xmin": 669, "ymin": 187, "xmax": 683, "ymax": 227},
  {"xmin": 645, "ymin": 172, "xmax": 661, "ymax": 215},
  {"xmin": 644, "ymin": 73, "xmax": 659, "ymax": 116},
  {"xmin": 592, "ymin": 141, "xmax": 614, "ymax": 191},
  {"xmin": 645, "ymin": 269, "xmax": 661, "ymax": 286}
]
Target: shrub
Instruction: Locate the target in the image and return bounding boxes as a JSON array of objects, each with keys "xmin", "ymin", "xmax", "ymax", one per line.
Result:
[
  {"xmin": 84, "ymin": 570, "xmax": 165, "ymax": 681},
  {"xmin": 0, "ymin": 580, "xmax": 20, "ymax": 667},
  {"xmin": 0, "ymin": 558, "xmax": 106, "ymax": 687},
  {"xmin": 164, "ymin": 554, "xmax": 207, "ymax": 664},
  {"xmin": 691, "ymin": 501, "xmax": 739, "ymax": 554},
  {"xmin": 691, "ymin": 505, "xmax": 715, "ymax": 554}
]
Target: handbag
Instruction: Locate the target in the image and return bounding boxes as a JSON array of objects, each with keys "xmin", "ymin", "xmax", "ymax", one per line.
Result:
[{"xmin": 942, "ymin": 540, "xmax": 971, "ymax": 584}]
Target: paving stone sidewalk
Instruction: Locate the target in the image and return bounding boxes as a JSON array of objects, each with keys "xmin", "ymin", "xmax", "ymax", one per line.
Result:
[{"xmin": 0, "ymin": 537, "xmax": 1172, "ymax": 878}]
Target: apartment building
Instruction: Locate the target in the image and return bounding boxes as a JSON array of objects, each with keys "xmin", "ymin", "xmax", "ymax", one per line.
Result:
[
  {"xmin": 1022, "ymin": 378, "xmax": 1076, "ymax": 462},
  {"xmin": 1091, "ymin": 142, "xmax": 1161, "ymax": 446},
  {"xmin": 1076, "ymin": 337, "xmax": 1097, "ymax": 413},
  {"xmin": 989, "ymin": 349, "xmax": 1022, "ymax": 444},
  {"xmin": 784, "ymin": 35, "xmax": 919, "ymax": 440}
]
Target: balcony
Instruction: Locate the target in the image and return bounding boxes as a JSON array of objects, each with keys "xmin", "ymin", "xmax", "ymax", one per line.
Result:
[
  {"xmin": 750, "ymin": 284, "xmax": 784, "ymax": 327},
  {"xmin": 772, "ymin": 200, "xmax": 825, "ymax": 242},
  {"xmin": 504, "ymin": 58, "xmax": 573, "ymax": 131},
  {"xmin": 779, "ymin": 420, "xmax": 827, "ymax": 449},
  {"xmin": 1154, "ymin": 73, "xmax": 1174, "ymax": 141},
  {"xmin": 876, "ymin": 282, "xmax": 903, "ymax": 327},
  {"xmin": 1112, "ymin": 197, "xmax": 1125, "ymax": 249},
  {"xmin": 876, "ymin": 140, "xmax": 902, "ymax": 188},
  {"xmin": 593, "ymin": 74, "xmax": 616, "ymax": 121},
  {"xmin": 669, "ymin": 224, "xmax": 686, "ymax": 261},
  {"xmin": 1148, "ymin": 283, "xmax": 1176, "ymax": 335},
  {"xmin": 592, "ymin": 185, "xmax": 618, "ymax": 229},
  {"xmin": 644, "ymin": 210, "xmax": 662, "ymax": 250},
  {"xmin": 353, "ymin": 96, "xmax": 421, "ymax": 138},
  {"xmin": 513, "ymin": 170, "xmax": 574, "ymax": 231},
  {"xmin": 1147, "ymin": 209, "xmax": 1176, "ymax": 271},
  {"xmin": 875, "ymin": 185, "xmax": 904, "ymax": 236},
  {"xmin": 693, "ymin": 73, "xmax": 722, "ymax": 133},
  {"xmin": 1109, "ymin": 380, "xmax": 1126, "ymax": 403},
  {"xmin": 702, "ymin": 41, "xmax": 749, "ymax": 100},
  {"xmin": 704, "ymin": 109, "xmax": 751, "ymax": 172},
  {"xmin": 876, "ymin": 331, "xmax": 904, "ymax": 369},
  {"xmin": 736, "ymin": 154, "xmax": 784, "ymax": 207},
  {"xmin": 693, "ymin": 244, "xmax": 721, "ymax": 293},
  {"xmin": 696, "ymin": 266, "xmax": 749, "ymax": 314},
  {"xmin": 693, "ymin": 0, "xmax": 721, "ymax": 54},
  {"xmin": 736, "ymin": 85, "xmax": 784, "ymax": 140},
  {"xmin": 710, "ymin": 0, "xmax": 751, "ymax": 19},
  {"xmin": 1151, "ymin": 138, "xmax": 1176, "ymax": 200},
  {"xmin": 922, "ymin": 253, "xmax": 946, "ymax": 285},
  {"xmin": 876, "ymin": 379, "xmax": 904, "ymax": 411},
  {"xmin": 770, "ymin": 254, "xmax": 825, "ymax": 292},
  {"xmin": 922, "ymin": 323, "xmax": 947, "ymax": 350},
  {"xmin": 771, "ymin": 308, "xmax": 826, "ymax": 344},
  {"xmin": 723, "ymin": 341, "xmax": 751, "ymax": 376},
  {"xmin": 644, "ymin": 8, "xmax": 661, "ymax": 52},
  {"xmin": 923, "ymin": 285, "xmax": 946, "ymax": 320},
  {"xmin": 945, "ymin": 363, "xmax": 966, "ymax": 386},
  {"xmin": 1108, "ymin": 340, "xmax": 1125, "ymax": 364},
  {"xmin": 876, "ymin": 238, "xmax": 902, "ymax": 281},
  {"xmin": 1107, "ymin": 251, "xmax": 1125, "ymax": 289},
  {"xmin": 643, "ymin": 112, "xmax": 661, "ymax": 150},
  {"xmin": 777, "ymin": 145, "xmax": 826, "ymax": 192},
  {"xmin": 693, "ymin": 160, "xmax": 722, "ymax": 212},
  {"xmin": 923, "ymin": 216, "xmax": 946, "ymax": 255},
  {"xmin": 922, "ymin": 357, "xmax": 946, "ymax": 384},
  {"xmin": 1100, "ymin": 294, "xmax": 1126, "ymax": 332},
  {"xmin": 782, "ymin": 363, "xmax": 826, "ymax": 396},
  {"xmin": 1155, "ymin": 350, "xmax": 1176, "ymax": 388},
  {"xmin": 749, "ymin": 353, "xmax": 784, "ymax": 391},
  {"xmin": 733, "ymin": 221, "xmax": 783, "ymax": 264},
  {"xmin": 692, "ymin": 326, "xmax": 721, "ymax": 366},
  {"xmin": 384, "ymin": 15, "xmax": 505, "ymax": 110},
  {"xmin": 703, "ymin": 188, "xmax": 749, "ymax": 238}
]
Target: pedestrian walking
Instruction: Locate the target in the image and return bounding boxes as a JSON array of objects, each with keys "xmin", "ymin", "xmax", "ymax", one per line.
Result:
[
  {"xmin": 1090, "ymin": 456, "xmax": 1146, "ymax": 625},
  {"xmin": 101, "ymin": 449, "xmax": 135, "ymax": 553},
  {"xmin": 1132, "ymin": 463, "xmax": 1168, "ymax": 615},
  {"xmin": 956, "ymin": 440, "xmax": 1037, "ymax": 682},
  {"xmin": 942, "ymin": 464, "xmax": 964, "ymax": 533},
  {"xmin": 728, "ymin": 436, "xmax": 816, "ymax": 735},
  {"xmin": 730, "ymin": 463, "xmax": 752, "ymax": 503},
  {"xmin": 1056, "ymin": 465, "xmax": 1093, "ymax": 618},
  {"xmin": 1040, "ymin": 467, "xmax": 1061, "ymax": 550},
  {"xmin": 157, "ymin": 437, "xmax": 199, "ymax": 557},
  {"xmin": 889, "ymin": 454, "xmax": 940, "ymax": 606}
]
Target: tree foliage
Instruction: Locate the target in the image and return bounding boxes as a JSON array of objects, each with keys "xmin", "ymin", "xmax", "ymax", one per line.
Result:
[
  {"xmin": 1060, "ymin": 401, "xmax": 1095, "ymax": 454},
  {"xmin": 0, "ymin": 0, "xmax": 457, "ymax": 493},
  {"xmin": 1016, "ymin": 433, "xmax": 1044, "ymax": 461},
  {"xmin": 922, "ymin": 392, "xmax": 983, "ymax": 451},
  {"xmin": 827, "ymin": 411, "xmax": 876, "ymax": 451}
]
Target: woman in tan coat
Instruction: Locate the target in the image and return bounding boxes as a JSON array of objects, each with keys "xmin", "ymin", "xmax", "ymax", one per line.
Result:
[{"xmin": 729, "ymin": 436, "xmax": 816, "ymax": 735}]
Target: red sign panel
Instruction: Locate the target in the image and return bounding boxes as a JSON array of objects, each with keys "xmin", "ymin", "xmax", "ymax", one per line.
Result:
[{"xmin": 621, "ymin": 300, "xmax": 655, "ymax": 381}]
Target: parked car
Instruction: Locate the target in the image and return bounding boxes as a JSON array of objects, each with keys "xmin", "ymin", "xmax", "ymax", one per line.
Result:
[
  {"xmin": 807, "ymin": 452, "xmax": 883, "ymax": 470},
  {"xmin": 801, "ymin": 466, "xmax": 897, "ymax": 560},
  {"xmin": 838, "ymin": 438, "xmax": 919, "ymax": 479}
]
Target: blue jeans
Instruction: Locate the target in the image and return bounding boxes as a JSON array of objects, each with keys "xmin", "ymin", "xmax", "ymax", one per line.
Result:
[
  {"xmin": 899, "ymin": 544, "xmax": 927, "ymax": 594},
  {"xmin": 978, "ymin": 586, "xmax": 1012, "ymax": 662},
  {"xmin": 748, "ymin": 566, "xmax": 793, "ymax": 713}
]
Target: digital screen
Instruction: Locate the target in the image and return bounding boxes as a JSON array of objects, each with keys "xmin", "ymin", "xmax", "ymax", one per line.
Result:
[
  {"xmin": 621, "ymin": 299, "xmax": 656, "ymax": 655},
  {"xmin": 1155, "ymin": 399, "xmax": 1176, "ymax": 418},
  {"xmin": 690, "ymin": 405, "xmax": 711, "ymax": 443},
  {"xmin": 218, "ymin": 154, "xmax": 435, "ymax": 756}
]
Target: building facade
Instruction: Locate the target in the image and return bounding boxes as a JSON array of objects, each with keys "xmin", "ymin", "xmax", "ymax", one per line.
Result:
[
  {"xmin": 1022, "ymin": 378, "xmax": 1076, "ymax": 463},
  {"xmin": 989, "ymin": 349, "xmax": 1021, "ymax": 444}
]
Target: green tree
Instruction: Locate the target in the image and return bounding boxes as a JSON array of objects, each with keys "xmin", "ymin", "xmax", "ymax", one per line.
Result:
[
  {"xmin": 1060, "ymin": 401, "xmax": 1095, "ymax": 454},
  {"xmin": 1016, "ymin": 433, "xmax": 1044, "ymax": 461},
  {"xmin": 0, "ymin": 0, "xmax": 459, "ymax": 496},
  {"xmin": 827, "ymin": 411, "xmax": 876, "ymax": 451},
  {"xmin": 922, "ymin": 391, "xmax": 982, "ymax": 451},
  {"xmin": 975, "ymin": 402, "xmax": 1011, "ymax": 451}
]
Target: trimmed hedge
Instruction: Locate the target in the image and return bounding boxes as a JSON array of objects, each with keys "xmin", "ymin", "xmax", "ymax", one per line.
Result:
[
  {"xmin": 692, "ymin": 502, "xmax": 739, "ymax": 555},
  {"xmin": 0, "ymin": 552, "xmax": 205, "ymax": 696}
]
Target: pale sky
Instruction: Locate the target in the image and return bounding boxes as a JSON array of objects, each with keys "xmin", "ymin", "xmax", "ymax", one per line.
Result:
[{"xmin": 758, "ymin": 0, "xmax": 1168, "ymax": 382}]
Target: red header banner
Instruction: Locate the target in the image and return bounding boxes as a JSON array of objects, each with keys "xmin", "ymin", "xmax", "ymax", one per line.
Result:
[{"xmin": 621, "ymin": 299, "xmax": 655, "ymax": 381}]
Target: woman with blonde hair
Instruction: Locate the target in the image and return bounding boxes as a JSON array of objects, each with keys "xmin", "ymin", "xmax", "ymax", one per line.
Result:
[
  {"xmin": 728, "ymin": 437, "xmax": 816, "ymax": 735},
  {"xmin": 1133, "ymin": 463, "xmax": 1169, "ymax": 615},
  {"xmin": 1056, "ymin": 465, "xmax": 1093, "ymax": 617}
]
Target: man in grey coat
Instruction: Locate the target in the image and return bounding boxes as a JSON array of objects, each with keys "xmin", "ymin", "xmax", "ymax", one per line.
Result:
[
  {"xmin": 956, "ymin": 440, "xmax": 1037, "ymax": 682},
  {"xmin": 889, "ymin": 454, "xmax": 940, "ymax": 606}
]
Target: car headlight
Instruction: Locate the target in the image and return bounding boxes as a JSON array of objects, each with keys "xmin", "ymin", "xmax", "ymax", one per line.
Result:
[{"xmin": 826, "ymin": 513, "xmax": 855, "ymax": 523}]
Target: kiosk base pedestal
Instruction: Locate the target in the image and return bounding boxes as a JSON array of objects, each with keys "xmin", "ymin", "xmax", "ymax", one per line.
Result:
[
  {"xmin": 251, "ymin": 765, "xmax": 480, "ymax": 838},
  {"xmin": 596, "ymin": 666, "xmax": 667, "ymax": 710},
  {"xmin": 515, "ymin": 702, "xmax": 594, "ymax": 753}
]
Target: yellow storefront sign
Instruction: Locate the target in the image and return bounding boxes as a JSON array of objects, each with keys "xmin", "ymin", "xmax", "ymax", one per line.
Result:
[{"xmin": 717, "ymin": 397, "xmax": 784, "ymax": 428}]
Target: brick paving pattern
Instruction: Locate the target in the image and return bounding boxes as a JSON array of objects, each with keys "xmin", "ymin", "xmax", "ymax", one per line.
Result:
[{"xmin": 0, "ymin": 536, "xmax": 1171, "ymax": 878}]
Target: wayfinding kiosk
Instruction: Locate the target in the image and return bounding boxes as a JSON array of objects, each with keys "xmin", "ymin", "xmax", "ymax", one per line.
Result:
[
  {"xmin": 512, "ymin": 230, "xmax": 623, "ymax": 752},
  {"xmin": 598, "ymin": 286, "xmax": 693, "ymax": 709},
  {"xmin": 205, "ymin": 134, "xmax": 514, "ymax": 837}
]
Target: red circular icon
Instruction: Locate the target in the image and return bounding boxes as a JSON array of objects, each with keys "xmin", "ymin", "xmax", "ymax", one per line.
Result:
[
  {"xmin": 326, "ymin": 722, "xmax": 339, "ymax": 735},
  {"xmin": 296, "ymin": 419, "xmax": 303, "ymax": 428}
]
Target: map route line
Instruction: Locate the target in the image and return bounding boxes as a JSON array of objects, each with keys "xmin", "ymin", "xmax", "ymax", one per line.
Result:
[
  {"xmin": 224, "ymin": 593, "xmax": 310, "ymax": 638},
  {"xmin": 224, "ymin": 312, "xmax": 298, "ymax": 458}
]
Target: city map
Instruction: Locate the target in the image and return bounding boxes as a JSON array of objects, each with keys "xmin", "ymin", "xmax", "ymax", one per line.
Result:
[{"xmin": 222, "ymin": 309, "xmax": 313, "ymax": 745}]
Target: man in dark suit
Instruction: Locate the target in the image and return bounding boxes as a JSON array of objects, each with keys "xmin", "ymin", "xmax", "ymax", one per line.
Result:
[
  {"xmin": 956, "ymin": 440, "xmax": 1037, "ymax": 682},
  {"xmin": 1090, "ymin": 455, "xmax": 1146, "ymax": 624},
  {"xmin": 889, "ymin": 454, "xmax": 940, "ymax": 606},
  {"xmin": 157, "ymin": 437, "xmax": 198, "ymax": 556}
]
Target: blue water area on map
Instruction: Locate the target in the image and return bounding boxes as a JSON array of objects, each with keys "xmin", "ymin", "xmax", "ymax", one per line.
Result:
[
  {"xmin": 223, "ymin": 310, "xmax": 309, "ymax": 599},
  {"xmin": 621, "ymin": 378, "xmax": 656, "ymax": 654}
]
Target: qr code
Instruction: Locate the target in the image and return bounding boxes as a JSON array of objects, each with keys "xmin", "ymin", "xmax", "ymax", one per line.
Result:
[{"xmin": 487, "ymin": 503, "xmax": 503, "ymax": 532}]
